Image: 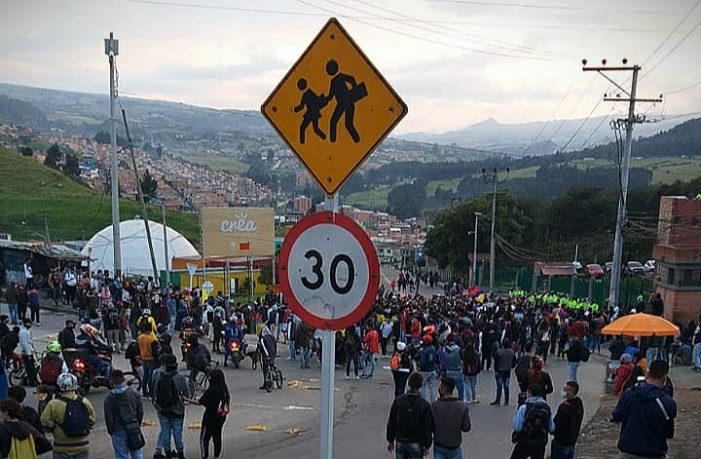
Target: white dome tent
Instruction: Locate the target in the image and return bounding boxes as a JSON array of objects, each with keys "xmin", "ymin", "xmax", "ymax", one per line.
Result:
[{"xmin": 82, "ymin": 219, "xmax": 199, "ymax": 276}]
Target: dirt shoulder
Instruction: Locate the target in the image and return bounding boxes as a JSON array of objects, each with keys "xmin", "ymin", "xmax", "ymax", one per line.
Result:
[{"xmin": 575, "ymin": 367, "xmax": 701, "ymax": 459}]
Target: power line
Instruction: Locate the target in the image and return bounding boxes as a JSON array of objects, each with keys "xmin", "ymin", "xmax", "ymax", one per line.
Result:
[
  {"xmin": 345, "ymin": 0, "xmax": 570, "ymax": 58},
  {"xmin": 640, "ymin": 0, "xmax": 701, "ymax": 70},
  {"xmin": 420, "ymin": 0, "xmax": 583, "ymax": 11},
  {"xmin": 664, "ymin": 77, "xmax": 701, "ymax": 95},
  {"xmin": 642, "ymin": 15, "xmax": 701, "ymax": 81},
  {"xmin": 296, "ymin": 0, "xmax": 557, "ymax": 60}
]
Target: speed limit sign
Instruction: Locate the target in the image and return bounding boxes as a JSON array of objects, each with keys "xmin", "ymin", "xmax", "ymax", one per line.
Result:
[{"xmin": 279, "ymin": 211, "xmax": 380, "ymax": 330}]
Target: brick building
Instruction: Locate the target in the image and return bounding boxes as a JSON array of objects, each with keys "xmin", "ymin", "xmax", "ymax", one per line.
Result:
[{"xmin": 652, "ymin": 196, "xmax": 701, "ymax": 324}]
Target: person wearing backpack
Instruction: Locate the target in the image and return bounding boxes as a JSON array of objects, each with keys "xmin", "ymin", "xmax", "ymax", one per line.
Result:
[
  {"xmin": 0, "ymin": 398, "xmax": 52, "ymax": 459},
  {"xmin": 564, "ymin": 337, "xmax": 588, "ymax": 384},
  {"xmin": 461, "ymin": 343, "xmax": 481, "ymax": 404},
  {"xmin": 440, "ymin": 335, "xmax": 464, "ymax": 401},
  {"xmin": 39, "ymin": 341, "xmax": 69, "ymax": 387},
  {"xmin": 105, "ymin": 304, "xmax": 121, "ymax": 354},
  {"xmin": 344, "ymin": 327, "xmax": 360, "ymax": 379},
  {"xmin": 40, "ymin": 372, "xmax": 96, "ymax": 459},
  {"xmin": 104, "ymin": 369, "xmax": 145, "ymax": 459},
  {"xmin": 416, "ymin": 335, "xmax": 438, "ymax": 402},
  {"xmin": 391, "ymin": 341, "xmax": 413, "ymax": 397},
  {"xmin": 184, "ymin": 368, "xmax": 229, "ymax": 459},
  {"xmin": 386, "ymin": 372, "xmax": 434, "ymax": 459},
  {"xmin": 152, "ymin": 353, "xmax": 191, "ymax": 459},
  {"xmin": 510, "ymin": 383, "xmax": 554, "ymax": 459}
]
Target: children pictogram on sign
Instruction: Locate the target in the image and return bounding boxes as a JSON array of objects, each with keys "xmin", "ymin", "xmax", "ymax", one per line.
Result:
[{"xmin": 294, "ymin": 59, "xmax": 368, "ymax": 145}]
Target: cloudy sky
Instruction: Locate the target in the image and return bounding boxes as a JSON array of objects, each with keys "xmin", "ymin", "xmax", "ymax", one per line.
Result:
[{"xmin": 1, "ymin": 0, "xmax": 700, "ymax": 133}]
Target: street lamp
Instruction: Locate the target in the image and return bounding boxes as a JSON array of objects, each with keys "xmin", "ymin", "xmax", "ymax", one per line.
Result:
[{"xmin": 472, "ymin": 212, "xmax": 482, "ymax": 286}]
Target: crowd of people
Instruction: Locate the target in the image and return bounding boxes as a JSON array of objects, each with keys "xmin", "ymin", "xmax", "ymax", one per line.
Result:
[{"xmin": 0, "ymin": 264, "xmax": 697, "ymax": 459}]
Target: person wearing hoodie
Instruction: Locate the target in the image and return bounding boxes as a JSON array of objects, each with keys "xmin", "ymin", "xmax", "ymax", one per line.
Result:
[
  {"xmin": 612, "ymin": 360, "xmax": 677, "ymax": 459},
  {"xmin": 440, "ymin": 335, "xmax": 464, "ymax": 401},
  {"xmin": 0, "ymin": 398, "xmax": 52, "ymax": 458},
  {"xmin": 152, "ymin": 354, "xmax": 191, "ymax": 459},
  {"xmin": 431, "ymin": 377, "xmax": 471, "ymax": 459},
  {"xmin": 551, "ymin": 381, "xmax": 584, "ymax": 459},
  {"xmin": 614, "ymin": 354, "xmax": 635, "ymax": 396},
  {"xmin": 104, "ymin": 369, "xmax": 144, "ymax": 459}
]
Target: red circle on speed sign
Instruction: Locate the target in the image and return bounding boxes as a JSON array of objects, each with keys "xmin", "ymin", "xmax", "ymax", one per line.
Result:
[{"xmin": 278, "ymin": 211, "xmax": 380, "ymax": 330}]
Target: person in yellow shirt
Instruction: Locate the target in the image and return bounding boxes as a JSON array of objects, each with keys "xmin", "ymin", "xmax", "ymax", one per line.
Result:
[
  {"xmin": 40, "ymin": 372, "xmax": 96, "ymax": 459},
  {"xmin": 137, "ymin": 321, "xmax": 158, "ymax": 398}
]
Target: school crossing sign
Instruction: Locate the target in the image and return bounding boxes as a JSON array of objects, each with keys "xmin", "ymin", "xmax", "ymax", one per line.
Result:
[{"xmin": 261, "ymin": 18, "xmax": 408, "ymax": 195}]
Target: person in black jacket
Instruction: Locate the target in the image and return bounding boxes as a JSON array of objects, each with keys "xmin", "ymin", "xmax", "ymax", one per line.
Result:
[
  {"xmin": 386, "ymin": 372, "xmax": 433, "ymax": 458},
  {"xmin": 551, "ymin": 381, "xmax": 584, "ymax": 459},
  {"xmin": 104, "ymin": 369, "xmax": 144, "ymax": 459}
]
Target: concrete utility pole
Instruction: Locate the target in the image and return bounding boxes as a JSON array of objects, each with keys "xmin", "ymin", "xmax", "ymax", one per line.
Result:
[
  {"xmin": 482, "ymin": 167, "xmax": 509, "ymax": 291},
  {"xmin": 472, "ymin": 211, "xmax": 481, "ymax": 286},
  {"xmin": 163, "ymin": 205, "xmax": 170, "ymax": 288},
  {"xmin": 583, "ymin": 59, "xmax": 661, "ymax": 309},
  {"xmin": 105, "ymin": 32, "xmax": 121, "ymax": 278}
]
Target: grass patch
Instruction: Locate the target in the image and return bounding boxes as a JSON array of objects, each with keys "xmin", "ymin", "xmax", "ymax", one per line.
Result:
[
  {"xmin": 344, "ymin": 186, "xmax": 390, "ymax": 209},
  {"xmin": 426, "ymin": 178, "xmax": 462, "ymax": 196},
  {"xmin": 0, "ymin": 147, "xmax": 200, "ymax": 245}
]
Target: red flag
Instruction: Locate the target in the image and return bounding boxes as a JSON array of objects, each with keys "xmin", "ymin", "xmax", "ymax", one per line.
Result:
[{"xmin": 239, "ymin": 242, "xmax": 250, "ymax": 251}]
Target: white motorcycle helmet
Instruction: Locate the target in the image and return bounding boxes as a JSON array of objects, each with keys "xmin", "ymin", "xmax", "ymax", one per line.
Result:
[{"xmin": 56, "ymin": 372, "xmax": 79, "ymax": 392}]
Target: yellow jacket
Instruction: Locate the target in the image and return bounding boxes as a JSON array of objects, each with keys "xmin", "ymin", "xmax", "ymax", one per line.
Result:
[{"xmin": 40, "ymin": 391, "xmax": 96, "ymax": 454}]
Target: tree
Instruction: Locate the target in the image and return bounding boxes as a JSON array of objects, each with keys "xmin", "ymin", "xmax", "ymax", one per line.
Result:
[
  {"xmin": 140, "ymin": 169, "xmax": 158, "ymax": 202},
  {"xmin": 64, "ymin": 154, "xmax": 81, "ymax": 178},
  {"xmin": 258, "ymin": 264, "xmax": 273, "ymax": 287},
  {"xmin": 387, "ymin": 182, "xmax": 427, "ymax": 219},
  {"xmin": 19, "ymin": 146, "xmax": 33, "ymax": 157},
  {"xmin": 44, "ymin": 144, "xmax": 61, "ymax": 169}
]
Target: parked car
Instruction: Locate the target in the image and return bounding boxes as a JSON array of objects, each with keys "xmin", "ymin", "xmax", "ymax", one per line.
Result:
[
  {"xmin": 625, "ymin": 261, "xmax": 646, "ymax": 276},
  {"xmin": 584, "ymin": 263, "xmax": 605, "ymax": 278},
  {"xmin": 604, "ymin": 262, "xmax": 614, "ymax": 272},
  {"xmin": 572, "ymin": 261, "xmax": 583, "ymax": 271},
  {"xmin": 644, "ymin": 259, "xmax": 656, "ymax": 273}
]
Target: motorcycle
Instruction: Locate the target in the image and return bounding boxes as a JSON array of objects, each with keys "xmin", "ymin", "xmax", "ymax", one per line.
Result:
[
  {"xmin": 224, "ymin": 338, "xmax": 245, "ymax": 369},
  {"xmin": 66, "ymin": 348, "xmax": 112, "ymax": 395}
]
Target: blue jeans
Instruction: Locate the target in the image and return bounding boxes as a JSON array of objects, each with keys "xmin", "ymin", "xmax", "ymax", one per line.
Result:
[
  {"xmin": 288, "ymin": 339, "xmax": 296, "ymax": 359},
  {"xmin": 396, "ymin": 441, "xmax": 423, "ymax": 459},
  {"xmin": 693, "ymin": 343, "xmax": 701, "ymax": 370},
  {"xmin": 550, "ymin": 441, "xmax": 575, "ymax": 459},
  {"xmin": 300, "ymin": 346, "xmax": 310, "ymax": 368},
  {"xmin": 156, "ymin": 414, "xmax": 184, "ymax": 454},
  {"xmin": 362, "ymin": 352, "xmax": 376, "ymax": 377},
  {"xmin": 464, "ymin": 375, "xmax": 478, "ymax": 402},
  {"xmin": 142, "ymin": 361, "xmax": 155, "ymax": 397},
  {"xmin": 87, "ymin": 354, "xmax": 110, "ymax": 380},
  {"xmin": 568, "ymin": 362, "xmax": 580, "ymax": 383},
  {"xmin": 434, "ymin": 445, "xmax": 462, "ymax": 459},
  {"xmin": 111, "ymin": 429, "xmax": 144, "ymax": 459},
  {"xmin": 495, "ymin": 370, "xmax": 510, "ymax": 403},
  {"xmin": 421, "ymin": 371, "xmax": 437, "ymax": 403},
  {"xmin": 8, "ymin": 303, "xmax": 18, "ymax": 325},
  {"xmin": 447, "ymin": 370, "xmax": 464, "ymax": 401}
]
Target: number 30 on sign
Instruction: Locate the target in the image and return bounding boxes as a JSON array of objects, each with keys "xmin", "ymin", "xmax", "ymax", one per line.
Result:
[{"xmin": 278, "ymin": 211, "xmax": 380, "ymax": 330}]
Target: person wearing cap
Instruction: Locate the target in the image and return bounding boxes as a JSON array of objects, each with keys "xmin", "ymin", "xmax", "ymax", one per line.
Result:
[
  {"xmin": 391, "ymin": 341, "xmax": 413, "ymax": 397},
  {"xmin": 612, "ymin": 360, "xmax": 677, "ymax": 459},
  {"xmin": 41, "ymin": 372, "xmax": 96, "ymax": 458},
  {"xmin": 614, "ymin": 354, "xmax": 635, "ymax": 396},
  {"xmin": 417, "ymin": 334, "xmax": 438, "ymax": 402}
]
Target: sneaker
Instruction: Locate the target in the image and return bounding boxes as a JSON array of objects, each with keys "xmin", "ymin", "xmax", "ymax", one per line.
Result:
[
  {"xmin": 344, "ymin": 375, "xmax": 350, "ymax": 379},
  {"xmin": 166, "ymin": 451, "xmax": 178, "ymax": 458},
  {"xmin": 153, "ymin": 453, "xmax": 166, "ymax": 459},
  {"xmin": 355, "ymin": 375, "xmax": 360, "ymax": 380},
  {"xmin": 489, "ymin": 401, "xmax": 500, "ymax": 406},
  {"xmin": 473, "ymin": 400, "xmax": 480, "ymax": 404}
]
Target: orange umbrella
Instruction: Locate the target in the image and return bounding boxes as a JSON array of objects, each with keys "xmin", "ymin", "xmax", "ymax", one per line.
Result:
[{"xmin": 602, "ymin": 312, "xmax": 679, "ymax": 337}]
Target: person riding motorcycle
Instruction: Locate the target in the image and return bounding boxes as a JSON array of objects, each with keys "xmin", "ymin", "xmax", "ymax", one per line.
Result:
[
  {"xmin": 180, "ymin": 316, "xmax": 199, "ymax": 363},
  {"xmin": 74, "ymin": 323, "xmax": 111, "ymax": 381},
  {"xmin": 186, "ymin": 333, "xmax": 211, "ymax": 383},
  {"xmin": 224, "ymin": 317, "xmax": 245, "ymax": 367},
  {"xmin": 39, "ymin": 341, "xmax": 68, "ymax": 387}
]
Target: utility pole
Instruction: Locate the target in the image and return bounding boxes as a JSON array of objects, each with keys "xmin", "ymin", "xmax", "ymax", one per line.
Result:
[
  {"xmin": 44, "ymin": 215, "xmax": 51, "ymax": 247},
  {"xmin": 105, "ymin": 32, "xmax": 121, "ymax": 278},
  {"xmin": 583, "ymin": 58, "xmax": 661, "ymax": 309},
  {"xmin": 482, "ymin": 167, "xmax": 509, "ymax": 291},
  {"xmin": 122, "ymin": 108, "xmax": 159, "ymax": 284},
  {"xmin": 162, "ymin": 205, "xmax": 170, "ymax": 288},
  {"xmin": 472, "ymin": 212, "xmax": 481, "ymax": 286}
]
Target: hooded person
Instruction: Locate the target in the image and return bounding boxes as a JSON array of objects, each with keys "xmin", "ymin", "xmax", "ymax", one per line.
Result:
[
  {"xmin": 0, "ymin": 398, "xmax": 53, "ymax": 458},
  {"xmin": 614, "ymin": 354, "xmax": 635, "ymax": 396},
  {"xmin": 440, "ymin": 335, "xmax": 464, "ymax": 401}
]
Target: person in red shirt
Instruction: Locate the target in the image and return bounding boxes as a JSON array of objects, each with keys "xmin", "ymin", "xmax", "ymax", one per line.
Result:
[
  {"xmin": 362, "ymin": 324, "xmax": 379, "ymax": 379},
  {"xmin": 410, "ymin": 317, "xmax": 421, "ymax": 344}
]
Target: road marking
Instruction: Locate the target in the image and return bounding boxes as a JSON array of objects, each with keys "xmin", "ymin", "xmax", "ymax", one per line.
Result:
[{"xmin": 284, "ymin": 405, "xmax": 314, "ymax": 411}]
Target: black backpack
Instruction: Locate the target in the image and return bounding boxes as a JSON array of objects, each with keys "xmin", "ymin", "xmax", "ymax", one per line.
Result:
[
  {"xmin": 155, "ymin": 373, "xmax": 179, "ymax": 413},
  {"xmin": 59, "ymin": 396, "xmax": 91, "ymax": 437},
  {"xmin": 519, "ymin": 402, "xmax": 550, "ymax": 446},
  {"xmin": 124, "ymin": 341, "xmax": 139, "ymax": 360}
]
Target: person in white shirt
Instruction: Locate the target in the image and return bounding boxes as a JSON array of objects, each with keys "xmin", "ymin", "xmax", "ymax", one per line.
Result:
[
  {"xmin": 381, "ymin": 319, "xmax": 394, "ymax": 357},
  {"xmin": 23, "ymin": 259, "xmax": 34, "ymax": 289},
  {"xmin": 19, "ymin": 319, "xmax": 37, "ymax": 386}
]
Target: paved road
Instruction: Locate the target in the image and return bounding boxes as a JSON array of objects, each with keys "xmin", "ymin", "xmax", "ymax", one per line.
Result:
[{"xmin": 1, "ymin": 283, "xmax": 606, "ymax": 458}]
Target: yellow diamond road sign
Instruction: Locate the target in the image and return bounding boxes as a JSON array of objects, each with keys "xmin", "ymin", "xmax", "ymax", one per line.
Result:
[{"xmin": 261, "ymin": 18, "xmax": 407, "ymax": 196}]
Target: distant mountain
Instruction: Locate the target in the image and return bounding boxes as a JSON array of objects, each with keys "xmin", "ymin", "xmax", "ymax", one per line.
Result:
[
  {"xmin": 402, "ymin": 115, "xmax": 692, "ymax": 156},
  {"xmin": 0, "ymin": 82, "xmax": 269, "ymax": 138},
  {"xmin": 0, "ymin": 94, "xmax": 49, "ymax": 129}
]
